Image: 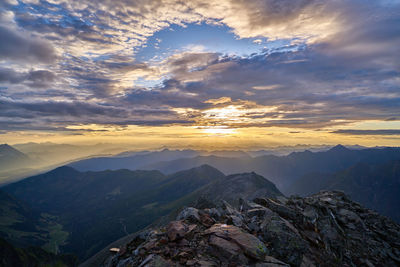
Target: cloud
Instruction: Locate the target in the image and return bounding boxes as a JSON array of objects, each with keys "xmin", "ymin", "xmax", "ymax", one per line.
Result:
[
  {"xmin": 0, "ymin": 98, "xmax": 192, "ymax": 131},
  {"xmin": 332, "ymin": 130, "xmax": 400, "ymax": 135},
  {"xmin": 0, "ymin": 0, "xmax": 399, "ymax": 133},
  {"xmin": 0, "ymin": 25, "xmax": 57, "ymax": 63},
  {"xmin": 0, "ymin": 68, "xmax": 56, "ymax": 88}
]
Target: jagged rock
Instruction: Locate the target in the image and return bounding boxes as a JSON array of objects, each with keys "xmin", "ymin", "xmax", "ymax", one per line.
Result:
[
  {"xmin": 166, "ymin": 221, "xmax": 196, "ymax": 241},
  {"xmin": 199, "ymin": 212, "xmax": 215, "ymax": 227},
  {"xmin": 107, "ymin": 191, "xmax": 400, "ymax": 267},
  {"xmin": 229, "ymin": 215, "xmax": 244, "ymax": 227},
  {"xmin": 260, "ymin": 214, "xmax": 307, "ymax": 266},
  {"xmin": 138, "ymin": 254, "xmax": 171, "ymax": 267},
  {"xmin": 177, "ymin": 207, "xmax": 201, "ymax": 223},
  {"xmin": 258, "ymin": 256, "xmax": 290, "ymax": 266},
  {"xmin": 207, "ymin": 208, "xmax": 222, "ymax": 220},
  {"xmin": 247, "ymin": 207, "xmax": 268, "ymax": 218},
  {"xmin": 255, "ymin": 197, "xmax": 298, "ymax": 221}
]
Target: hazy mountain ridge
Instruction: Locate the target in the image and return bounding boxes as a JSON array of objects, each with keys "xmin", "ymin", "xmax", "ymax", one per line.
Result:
[
  {"xmin": 0, "ymin": 144, "xmax": 37, "ymax": 173},
  {"xmin": 0, "ymin": 142, "xmax": 131, "ymax": 185},
  {"xmin": 68, "ymin": 149, "xmax": 201, "ymax": 172},
  {"xmin": 139, "ymin": 145, "xmax": 400, "ymax": 191}
]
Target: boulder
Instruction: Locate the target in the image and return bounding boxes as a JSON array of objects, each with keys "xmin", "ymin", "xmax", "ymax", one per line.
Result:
[
  {"xmin": 206, "ymin": 224, "xmax": 268, "ymax": 260},
  {"xmin": 177, "ymin": 207, "xmax": 201, "ymax": 223},
  {"xmin": 208, "ymin": 234, "xmax": 242, "ymax": 258},
  {"xmin": 260, "ymin": 215, "xmax": 307, "ymax": 266},
  {"xmin": 166, "ymin": 221, "xmax": 196, "ymax": 241}
]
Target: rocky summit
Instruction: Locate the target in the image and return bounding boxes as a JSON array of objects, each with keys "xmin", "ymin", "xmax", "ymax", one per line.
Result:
[{"xmin": 104, "ymin": 191, "xmax": 400, "ymax": 267}]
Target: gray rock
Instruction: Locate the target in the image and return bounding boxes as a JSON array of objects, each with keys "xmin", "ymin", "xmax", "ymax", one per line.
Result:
[
  {"xmin": 206, "ymin": 223, "xmax": 268, "ymax": 260},
  {"xmin": 108, "ymin": 191, "xmax": 400, "ymax": 267},
  {"xmin": 177, "ymin": 207, "xmax": 200, "ymax": 223}
]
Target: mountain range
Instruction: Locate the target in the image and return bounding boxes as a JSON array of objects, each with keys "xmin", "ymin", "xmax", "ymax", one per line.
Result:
[
  {"xmin": 2, "ymin": 144, "xmax": 400, "ymax": 265},
  {"xmin": 1, "ymin": 164, "xmax": 281, "ymax": 260},
  {"xmin": 69, "ymin": 145, "xmax": 400, "ymax": 192}
]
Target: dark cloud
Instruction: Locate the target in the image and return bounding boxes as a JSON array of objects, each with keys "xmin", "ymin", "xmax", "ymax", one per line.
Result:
[
  {"xmin": 0, "ymin": 100, "xmax": 128, "ymax": 118},
  {"xmin": 0, "ymin": 98, "xmax": 191, "ymax": 131},
  {"xmin": 0, "ymin": 68, "xmax": 56, "ymax": 88},
  {"xmin": 0, "ymin": 25, "xmax": 57, "ymax": 63}
]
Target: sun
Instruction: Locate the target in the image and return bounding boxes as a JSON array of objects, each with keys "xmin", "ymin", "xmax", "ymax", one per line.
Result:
[{"xmin": 199, "ymin": 126, "xmax": 237, "ymax": 136}]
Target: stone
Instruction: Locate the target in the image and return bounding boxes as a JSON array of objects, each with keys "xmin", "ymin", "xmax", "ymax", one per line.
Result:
[
  {"xmin": 209, "ymin": 234, "xmax": 242, "ymax": 258},
  {"xmin": 206, "ymin": 224, "xmax": 268, "ymax": 260},
  {"xmin": 300, "ymin": 255, "xmax": 316, "ymax": 267},
  {"xmin": 302, "ymin": 206, "xmax": 318, "ymax": 222},
  {"xmin": 197, "ymin": 260, "xmax": 218, "ymax": 266},
  {"xmin": 166, "ymin": 221, "xmax": 196, "ymax": 241},
  {"xmin": 337, "ymin": 208, "xmax": 361, "ymax": 223},
  {"xmin": 200, "ymin": 212, "xmax": 215, "ymax": 227},
  {"xmin": 116, "ymin": 258, "xmax": 133, "ymax": 267},
  {"xmin": 167, "ymin": 221, "xmax": 186, "ymax": 241},
  {"xmin": 261, "ymin": 215, "xmax": 307, "ymax": 266},
  {"xmin": 221, "ymin": 200, "xmax": 240, "ymax": 216},
  {"xmin": 256, "ymin": 255, "xmax": 290, "ymax": 266},
  {"xmin": 208, "ymin": 208, "xmax": 222, "ymax": 219},
  {"xmin": 177, "ymin": 207, "xmax": 201, "ymax": 223},
  {"xmin": 255, "ymin": 198, "xmax": 297, "ymax": 221},
  {"xmin": 230, "ymin": 215, "xmax": 244, "ymax": 227},
  {"xmin": 247, "ymin": 208, "xmax": 267, "ymax": 217},
  {"xmin": 139, "ymin": 254, "xmax": 171, "ymax": 267},
  {"xmin": 109, "ymin": 191, "xmax": 400, "ymax": 267}
]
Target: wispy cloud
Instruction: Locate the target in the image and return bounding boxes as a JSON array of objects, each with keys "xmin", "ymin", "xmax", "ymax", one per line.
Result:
[{"xmin": 332, "ymin": 130, "xmax": 400, "ymax": 136}]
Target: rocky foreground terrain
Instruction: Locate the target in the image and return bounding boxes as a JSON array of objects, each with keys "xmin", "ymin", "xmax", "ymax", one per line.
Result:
[{"xmin": 104, "ymin": 191, "xmax": 400, "ymax": 267}]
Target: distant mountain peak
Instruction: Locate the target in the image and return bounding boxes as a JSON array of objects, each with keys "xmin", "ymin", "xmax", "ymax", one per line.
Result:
[
  {"xmin": 49, "ymin": 165, "xmax": 80, "ymax": 174},
  {"xmin": 0, "ymin": 143, "xmax": 11, "ymax": 147},
  {"xmin": 0, "ymin": 144, "xmax": 17, "ymax": 151},
  {"xmin": 0, "ymin": 143, "xmax": 29, "ymax": 159},
  {"xmin": 196, "ymin": 164, "xmax": 218, "ymax": 171},
  {"xmin": 329, "ymin": 144, "xmax": 349, "ymax": 152}
]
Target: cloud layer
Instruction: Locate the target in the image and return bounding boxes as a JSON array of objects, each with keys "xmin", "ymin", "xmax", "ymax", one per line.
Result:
[{"xmin": 0, "ymin": 0, "xmax": 399, "ymax": 137}]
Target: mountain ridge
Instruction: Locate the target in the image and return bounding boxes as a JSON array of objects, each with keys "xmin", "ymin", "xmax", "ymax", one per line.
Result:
[
  {"xmin": 104, "ymin": 191, "xmax": 400, "ymax": 267},
  {"xmin": 1, "ymin": 164, "xmax": 282, "ymax": 261}
]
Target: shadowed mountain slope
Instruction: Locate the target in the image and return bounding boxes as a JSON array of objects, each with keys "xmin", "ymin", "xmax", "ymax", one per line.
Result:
[
  {"xmin": 289, "ymin": 160, "xmax": 400, "ymax": 222},
  {"xmin": 81, "ymin": 171, "xmax": 284, "ymax": 267},
  {"xmin": 1, "ymin": 165, "xmax": 228, "ymax": 260}
]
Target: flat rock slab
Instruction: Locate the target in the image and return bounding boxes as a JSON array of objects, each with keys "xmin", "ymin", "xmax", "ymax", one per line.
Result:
[{"xmin": 205, "ymin": 223, "xmax": 268, "ymax": 260}]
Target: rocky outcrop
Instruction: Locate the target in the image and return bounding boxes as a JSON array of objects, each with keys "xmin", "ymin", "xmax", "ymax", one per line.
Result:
[{"xmin": 105, "ymin": 191, "xmax": 400, "ymax": 266}]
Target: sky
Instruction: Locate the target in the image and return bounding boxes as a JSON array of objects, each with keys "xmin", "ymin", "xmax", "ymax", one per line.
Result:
[{"xmin": 0, "ymin": 0, "xmax": 399, "ymax": 149}]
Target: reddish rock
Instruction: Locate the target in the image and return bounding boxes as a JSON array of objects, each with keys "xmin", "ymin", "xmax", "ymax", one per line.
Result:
[
  {"xmin": 167, "ymin": 221, "xmax": 187, "ymax": 241},
  {"xmin": 209, "ymin": 234, "xmax": 242, "ymax": 257},
  {"xmin": 200, "ymin": 212, "xmax": 215, "ymax": 227}
]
